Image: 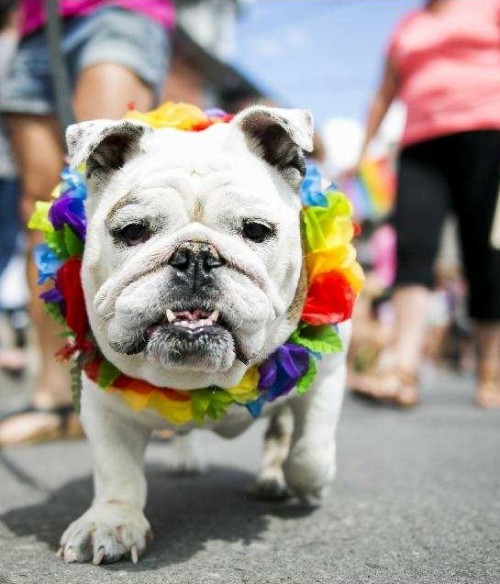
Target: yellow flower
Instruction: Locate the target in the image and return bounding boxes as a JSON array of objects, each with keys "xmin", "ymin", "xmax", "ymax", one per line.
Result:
[
  {"xmin": 307, "ymin": 244, "xmax": 355, "ymax": 277},
  {"xmin": 112, "ymin": 387, "xmax": 151, "ymax": 411},
  {"xmin": 148, "ymin": 391, "xmax": 194, "ymax": 424},
  {"xmin": 50, "ymin": 183, "xmax": 62, "ymax": 199},
  {"xmin": 125, "ymin": 102, "xmax": 207, "ymax": 131},
  {"xmin": 302, "ymin": 193, "xmax": 355, "ymax": 252},
  {"xmin": 112, "ymin": 387, "xmax": 195, "ymax": 425},
  {"xmin": 226, "ymin": 368, "xmax": 261, "ymax": 404},
  {"xmin": 27, "ymin": 201, "xmax": 53, "ymax": 233}
]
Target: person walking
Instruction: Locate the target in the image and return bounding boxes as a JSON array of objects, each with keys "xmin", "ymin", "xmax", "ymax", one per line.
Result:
[
  {"xmin": 350, "ymin": 0, "xmax": 500, "ymax": 408},
  {"xmin": 0, "ymin": 0, "xmax": 173, "ymax": 446}
]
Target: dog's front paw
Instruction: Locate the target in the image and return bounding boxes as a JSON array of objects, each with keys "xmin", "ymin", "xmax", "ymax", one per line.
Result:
[
  {"xmin": 60, "ymin": 501, "xmax": 151, "ymax": 564},
  {"xmin": 283, "ymin": 441, "xmax": 336, "ymax": 506}
]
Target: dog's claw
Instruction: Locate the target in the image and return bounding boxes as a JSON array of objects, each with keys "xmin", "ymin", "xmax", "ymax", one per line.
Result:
[
  {"xmin": 93, "ymin": 547, "xmax": 106, "ymax": 565},
  {"xmin": 63, "ymin": 546, "xmax": 78, "ymax": 563},
  {"xmin": 130, "ymin": 544, "xmax": 139, "ymax": 564},
  {"xmin": 60, "ymin": 501, "xmax": 151, "ymax": 564},
  {"xmin": 56, "ymin": 546, "xmax": 64, "ymax": 558}
]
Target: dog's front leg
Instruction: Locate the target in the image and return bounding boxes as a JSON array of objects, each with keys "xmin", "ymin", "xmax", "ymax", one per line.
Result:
[
  {"xmin": 60, "ymin": 381, "xmax": 152, "ymax": 564},
  {"xmin": 284, "ymin": 322, "xmax": 351, "ymax": 504}
]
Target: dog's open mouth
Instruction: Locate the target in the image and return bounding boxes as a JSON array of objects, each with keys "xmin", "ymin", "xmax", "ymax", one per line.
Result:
[
  {"xmin": 137, "ymin": 306, "xmax": 249, "ymax": 369},
  {"xmin": 145, "ymin": 308, "xmax": 226, "ymax": 339}
]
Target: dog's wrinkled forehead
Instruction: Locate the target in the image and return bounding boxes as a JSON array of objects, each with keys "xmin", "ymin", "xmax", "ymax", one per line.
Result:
[{"xmin": 65, "ymin": 106, "xmax": 314, "ymax": 193}]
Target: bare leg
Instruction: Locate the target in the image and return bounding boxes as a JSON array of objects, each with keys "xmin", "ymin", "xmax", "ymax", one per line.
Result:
[
  {"xmin": 73, "ymin": 63, "xmax": 155, "ymax": 120},
  {"xmin": 351, "ymin": 285, "xmax": 430, "ymax": 406},
  {"xmin": 11, "ymin": 115, "xmax": 68, "ymax": 405},
  {"xmin": 392, "ymin": 286, "xmax": 431, "ymax": 372},
  {"xmin": 475, "ymin": 323, "xmax": 500, "ymax": 408}
]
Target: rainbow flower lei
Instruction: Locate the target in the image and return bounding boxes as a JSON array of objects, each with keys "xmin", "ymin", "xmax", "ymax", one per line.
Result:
[{"xmin": 29, "ymin": 103, "xmax": 363, "ymax": 425}]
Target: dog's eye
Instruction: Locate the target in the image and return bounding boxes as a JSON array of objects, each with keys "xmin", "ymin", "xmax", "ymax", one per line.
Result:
[
  {"xmin": 242, "ymin": 220, "xmax": 275, "ymax": 243},
  {"xmin": 118, "ymin": 223, "xmax": 151, "ymax": 246}
]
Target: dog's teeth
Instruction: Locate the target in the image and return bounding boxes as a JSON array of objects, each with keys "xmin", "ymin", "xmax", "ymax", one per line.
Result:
[
  {"xmin": 210, "ymin": 310, "xmax": 220, "ymax": 322},
  {"xmin": 165, "ymin": 308, "xmax": 176, "ymax": 323}
]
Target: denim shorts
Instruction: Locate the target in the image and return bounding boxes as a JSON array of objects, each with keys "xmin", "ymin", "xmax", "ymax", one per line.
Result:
[{"xmin": 0, "ymin": 6, "xmax": 169, "ymax": 116}]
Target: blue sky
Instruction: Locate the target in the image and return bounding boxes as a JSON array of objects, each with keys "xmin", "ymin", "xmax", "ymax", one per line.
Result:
[{"xmin": 232, "ymin": 0, "xmax": 420, "ymax": 125}]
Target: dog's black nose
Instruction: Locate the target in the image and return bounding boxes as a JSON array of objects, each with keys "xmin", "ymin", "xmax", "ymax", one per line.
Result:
[{"xmin": 169, "ymin": 241, "xmax": 224, "ymax": 289}]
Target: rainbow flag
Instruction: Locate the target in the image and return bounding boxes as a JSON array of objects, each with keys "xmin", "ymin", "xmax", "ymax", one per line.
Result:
[{"xmin": 341, "ymin": 158, "xmax": 395, "ymax": 221}]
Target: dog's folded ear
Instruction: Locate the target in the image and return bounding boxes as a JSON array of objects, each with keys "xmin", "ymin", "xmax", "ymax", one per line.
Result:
[
  {"xmin": 233, "ymin": 106, "xmax": 314, "ymax": 188},
  {"xmin": 66, "ymin": 119, "xmax": 152, "ymax": 185}
]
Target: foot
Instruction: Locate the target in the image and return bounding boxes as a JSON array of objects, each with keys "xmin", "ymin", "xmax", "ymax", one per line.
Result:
[
  {"xmin": 0, "ymin": 404, "xmax": 83, "ymax": 447},
  {"xmin": 475, "ymin": 379, "xmax": 500, "ymax": 409},
  {"xmin": 350, "ymin": 368, "xmax": 419, "ymax": 407},
  {"xmin": 60, "ymin": 501, "xmax": 152, "ymax": 564}
]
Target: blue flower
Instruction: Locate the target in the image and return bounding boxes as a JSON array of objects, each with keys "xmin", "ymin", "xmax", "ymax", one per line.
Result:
[
  {"xmin": 34, "ymin": 244, "xmax": 62, "ymax": 284},
  {"xmin": 60, "ymin": 168, "xmax": 87, "ymax": 200},
  {"xmin": 300, "ymin": 164, "xmax": 328, "ymax": 207},
  {"xmin": 245, "ymin": 396, "xmax": 266, "ymax": 419}
]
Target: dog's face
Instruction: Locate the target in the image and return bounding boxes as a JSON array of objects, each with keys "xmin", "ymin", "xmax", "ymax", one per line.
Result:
[{"xmin": 67, "ymin": 106, "xmax": 313, "ymax": 389}]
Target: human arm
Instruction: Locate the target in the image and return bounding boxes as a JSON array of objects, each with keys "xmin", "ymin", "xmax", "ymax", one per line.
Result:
[{"xmin": 346, "ymin": 56, "xmax": 399, "ymax": 177}]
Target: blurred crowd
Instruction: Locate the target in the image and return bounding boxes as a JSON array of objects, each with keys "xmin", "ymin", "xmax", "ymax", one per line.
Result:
[{"xmin": 0, "ymin": 0, "xmax": 499, "ymax": 448}]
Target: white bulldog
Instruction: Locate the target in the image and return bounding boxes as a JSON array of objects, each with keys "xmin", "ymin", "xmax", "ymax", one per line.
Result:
[{"xmin": 58, "ymin": 106, "xmax": 350, "ymax": 565}]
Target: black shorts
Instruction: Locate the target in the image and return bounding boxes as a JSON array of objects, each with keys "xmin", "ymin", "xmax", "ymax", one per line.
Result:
[{"xmin": 394, "ymin": 130, "xmax": 500, "ymax": 321}]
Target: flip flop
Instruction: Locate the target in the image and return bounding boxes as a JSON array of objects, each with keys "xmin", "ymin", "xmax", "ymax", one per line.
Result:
[{"xmin": 0, "ymin": 403, "xmax": 84, "ymax": 447}]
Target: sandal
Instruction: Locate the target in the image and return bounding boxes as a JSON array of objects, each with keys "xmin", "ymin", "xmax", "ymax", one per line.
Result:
[
  {"xmin": 0, "ymin": 404, "xmax": 84, "ymax": 448},
  {"xmin": 475, "ymin": 378, "xmax": 500, "ymax": 409},
  {"xmin": 350, "ymin": 367, "xmax": 419, "ymax": 408}
]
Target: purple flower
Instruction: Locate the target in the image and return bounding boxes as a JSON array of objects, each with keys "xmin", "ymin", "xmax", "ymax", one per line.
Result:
[
  {"xmin": 40, "ymin": 288, "xmax": 64, "ymax": 303},
  {"xmin": 49, "ymin": 194, "xmax": 86, "ymax": 239},
  {"xmin": 204, "ymin": 107, "xmax": 228, "ymax": 118},
  {"xmin": 258, "ymin": 343, "xmax": 311, "ymax": 402}
]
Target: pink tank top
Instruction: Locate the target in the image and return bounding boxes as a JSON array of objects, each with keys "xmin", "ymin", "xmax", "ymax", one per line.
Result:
[
  {"xmin": 20, "ymin": 0, "xmax": 174, "ymax": 36},
  {"xmin": 388, "ymin": 0, "xmax": 500, "ymax": 146}
]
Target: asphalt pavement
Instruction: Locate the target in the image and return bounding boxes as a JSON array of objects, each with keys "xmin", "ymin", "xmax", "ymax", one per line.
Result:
[{"xmin": 0, "ymin": 368, "xmax": 499, "ymax": 584}]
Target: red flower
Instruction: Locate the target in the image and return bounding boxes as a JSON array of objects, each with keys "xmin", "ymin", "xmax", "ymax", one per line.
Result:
[
  {"xmin": 301, "ymin": 270, "xmax": 355, "ymax": 325},
  {"xmin": 55, "ymin": 257, "xmax": 89, "ymax": 342}
]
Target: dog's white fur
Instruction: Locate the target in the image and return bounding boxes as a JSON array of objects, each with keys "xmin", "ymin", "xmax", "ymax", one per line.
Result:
[{"xmin": 59, "ymin": 106, "xmax": 350, "ymax": 564}]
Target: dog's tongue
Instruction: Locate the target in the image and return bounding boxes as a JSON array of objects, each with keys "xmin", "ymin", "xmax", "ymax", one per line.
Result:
[{"xmin": 173, "ymin": 310, "xmax": 208, "ymax": 321}]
